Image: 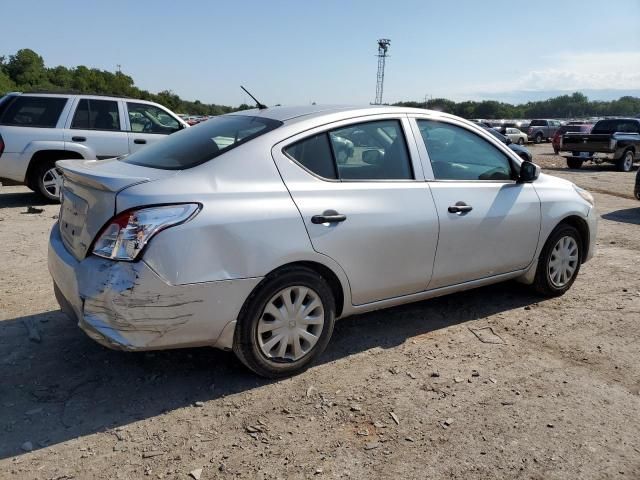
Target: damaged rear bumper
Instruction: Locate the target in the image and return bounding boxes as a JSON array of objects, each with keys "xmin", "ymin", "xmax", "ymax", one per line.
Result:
[{"xmin": 48, "ymin": 224, "xmax": 261, "ymax": 351}]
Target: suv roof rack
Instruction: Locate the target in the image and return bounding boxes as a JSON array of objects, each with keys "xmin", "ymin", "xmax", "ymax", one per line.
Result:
[{"xmin": 23, "ymin": 90, "xmax": 134, "ymax": 99}]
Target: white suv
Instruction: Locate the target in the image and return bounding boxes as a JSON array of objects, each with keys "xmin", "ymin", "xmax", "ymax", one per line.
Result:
[{"xmin": 0, "ymin": 92, "xmax": 188, "ymax": 201}]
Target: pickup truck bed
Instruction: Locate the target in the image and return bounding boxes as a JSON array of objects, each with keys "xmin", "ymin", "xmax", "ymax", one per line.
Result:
[{"xmin": 560, "ymin": 118, "xmax": 640, "ymax": 172}]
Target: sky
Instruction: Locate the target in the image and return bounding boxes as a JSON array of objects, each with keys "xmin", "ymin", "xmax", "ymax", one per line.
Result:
[{"xmin": 2, "ymin": 0, "xmax": 639, "ymax": 106}]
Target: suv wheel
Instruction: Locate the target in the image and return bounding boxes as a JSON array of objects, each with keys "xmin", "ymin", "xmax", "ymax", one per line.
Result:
[
  {"xmin": 566, "ymin": 158, "xmax": 583, "ymax": 169},
  {"xmin": 233, "ymin": 267, "xmax": 336, "ymax": 378},
  {"xmin": 617, "ymin": 150, "xmax": 634, "ymax": 172},
  {"xmin": 33, "ymin": 160, "xmax": 63, "ymax": 202},
  {"xmin": 533, "ymin": 224, "xmax": 582, "ymax": 297},
  {"xmin": 534, "ymin": 133, "xmax": 543, "ymax": 144}
]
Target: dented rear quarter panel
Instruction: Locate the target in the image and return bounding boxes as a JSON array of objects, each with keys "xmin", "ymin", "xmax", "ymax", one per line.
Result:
[{"xmin": 115, "ymin": 136, "xmax": 353, "ymax": 307}]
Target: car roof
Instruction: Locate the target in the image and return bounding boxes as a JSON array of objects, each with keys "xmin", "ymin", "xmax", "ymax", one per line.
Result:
[{"xmin": 228, "ymin": 104, "xmax": 433, "ymax": 124}]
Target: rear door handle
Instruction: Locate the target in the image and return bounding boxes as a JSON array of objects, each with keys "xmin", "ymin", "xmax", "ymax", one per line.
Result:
[
  {"xmin": 311, "ymin": 210, "xmax": 347, "ymax": 224},
  {"xmin": 71, "ymin": 136, "xmax": 86, "ymax": 142},
  {"xmin": 134, "ymin": 139, "xmax": 147, "ymax": 144},
  {"xmin": 448, "ymin": 202, "xmax": 473, "ymax": 214}
]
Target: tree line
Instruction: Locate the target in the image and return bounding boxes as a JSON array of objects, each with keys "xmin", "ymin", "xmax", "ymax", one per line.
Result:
[
  {"xmin": 1, "ymin": 49, "xmax": 639, "ymax": 119},
  {"xmin": 0, "ymin": 49, "xmax": 250, "ymax": 115},
  {"xmin": 394, "ymin": 92, "xmax": 640, "ymax": 119}
]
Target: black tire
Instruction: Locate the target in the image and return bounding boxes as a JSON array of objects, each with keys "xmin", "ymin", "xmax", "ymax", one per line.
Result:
[
  {"xmin": 566, "ymin": 158, "xmax": 583, "ymax": 169},
  {"xmin": 31, "ymin": 160, "xmax": 62, "ymax": 203},
  {"xmin": 233, "ymin": 266, "xmax": 336, "ymax": 378},
  {"xmin": 533, "ymin": 224, "xmax": 582, "ymax": 297},
  {"xmin": 534, "ymin": 133, "xmax": 543, "ymax": 144},
  {"xmin": 616, "ymin": 149, "xmax": 635, "ymax": 172},
  {"xmin": 518, "ymin": 137, "xmax": 525, "ymax": 145}
]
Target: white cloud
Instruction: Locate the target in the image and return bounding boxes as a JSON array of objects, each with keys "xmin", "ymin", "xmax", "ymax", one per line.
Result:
[{"xmin": 477, "ymin": 51, "xmax": 640, "ymax": 93}]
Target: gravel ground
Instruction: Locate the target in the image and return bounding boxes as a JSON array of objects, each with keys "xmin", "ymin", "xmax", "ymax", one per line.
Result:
[{"xmin": 1, "ymin": 143, "xmax": 639, "ymax": 479}]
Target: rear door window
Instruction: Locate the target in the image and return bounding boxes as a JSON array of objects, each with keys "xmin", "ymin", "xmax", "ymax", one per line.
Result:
[
  {"xmin": 71, "ymin": 99, "xmax": 121, "ymax": 131},
  {"xmin": 0, "ymin": 96, "xmax": 67, "ymax": 127},
  {"xmin": 284, "ymin": 119, "xmax": 414, "ymax": 181}
]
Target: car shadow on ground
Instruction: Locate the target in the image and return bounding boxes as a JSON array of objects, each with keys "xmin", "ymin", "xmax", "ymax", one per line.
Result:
[
  {"xmin": 601, "ymin": 207, "xmax": 640, "ymax": 225},
  {"xmin": 0, "ymin": 189, "xmax": 49, "ymax": 209},
  {"xmin": 0, "ymin": 281, "xmax": 539, "ymax": 458}
]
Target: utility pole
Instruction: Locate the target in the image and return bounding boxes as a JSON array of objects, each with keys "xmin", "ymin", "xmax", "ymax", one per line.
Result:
[
  {"xmin": 116, "ymin": 64, "xmax": 122, "ymax": 74},
  {"xmin": 374, "ymin": 39, "xmax": 390, "ymax": 105}
]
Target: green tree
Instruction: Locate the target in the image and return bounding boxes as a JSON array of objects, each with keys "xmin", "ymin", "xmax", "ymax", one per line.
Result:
[{"xmin": 5, "ymin": 49, "xmax": 47, "ymax": 89}]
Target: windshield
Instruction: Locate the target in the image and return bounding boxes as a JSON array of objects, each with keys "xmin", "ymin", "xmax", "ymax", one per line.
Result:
[
  {"xmin": 591, "ymin": 119, "xmax": 639, "ymax": 135},
  {"xmin": 121, "ymin": 115, "xmax": 282, "ymax": 170}
]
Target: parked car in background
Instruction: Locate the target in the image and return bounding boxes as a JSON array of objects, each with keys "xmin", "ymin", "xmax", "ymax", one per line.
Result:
[
  {"xmin": 527, "ymin": 119, "xmax": 562, "ymax": 144},
  {"xmin": 0, "ymin": 92, "xmax": 188, "ymax": 200},
  {"xmin": 502, "ymin": 127, "xmax": 528, "ymax": 145},
  {"xmin": 48, "ymin": 105, "xmax": 596, "ymax": 377},
  {"xmin": 560, "ymin": 118, "xmax": 640, "ymax": 171},
  {"xmin": 552, "ymin": 124, "xmax": 593, "ymax": 154},
  {"xmin": 635, "ymin": 168, "xmax": 640, "ymax": 200},
  {"xmin": 481, "ymin": 125, "xmax": 532, "ymax": 161}
]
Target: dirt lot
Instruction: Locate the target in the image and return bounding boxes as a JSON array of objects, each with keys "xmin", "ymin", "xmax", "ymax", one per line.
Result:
[{"xmin": 1, "ymin": 143, "xmax": 639, "ymax": 479}]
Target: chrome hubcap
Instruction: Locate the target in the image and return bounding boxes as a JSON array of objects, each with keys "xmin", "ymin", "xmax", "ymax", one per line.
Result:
[
  {"xmin": 257, "ymin": 286, "xmax": 324, "ymax": 362},
  {"xmin": 548, "ymin": 236, "xmax": 579, "ymax": 288},
  {"xmin": 42, "ymin": 167, "xmax": 62, "ymax": 199},
  {"xmin": 624, "ymin": 153, "xmax": 633, "ymax": 171}
]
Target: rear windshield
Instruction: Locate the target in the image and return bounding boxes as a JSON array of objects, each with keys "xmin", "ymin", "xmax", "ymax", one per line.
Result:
[
  {"xmin": 121, "ymin": 115, "xmax": 282, "ymax": 170},
  {"xmin": 559, "ymin": 125, "xmax": 588, "ymax": 134},
  {"xmin": 0, "ymin": 95, "xmax": 68, "ymax": 128},
  {"xmin": 591, "ymin": 119, "xmax": 640, "ymax": 135}
]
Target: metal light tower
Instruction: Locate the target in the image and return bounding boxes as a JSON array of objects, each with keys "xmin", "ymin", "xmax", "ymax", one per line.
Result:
[{"xmin": 374, "ymin": 39, "xmax": 391, "ymax": 105}]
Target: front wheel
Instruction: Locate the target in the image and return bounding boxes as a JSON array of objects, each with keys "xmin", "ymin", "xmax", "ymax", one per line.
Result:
[
  {"xmin": 616, "ymin": 150, "xmax": 635, "ymax": 172},
  {"xmin": 32, "ymin": 160, "xmax": 63, "ymax": 202},
  {"xmin": 567, "ymin": 158, "xmax": 583, "ymax": 169},
  {"xmin": 518, "ymin": 137, "xmax": 525, "ymax": 145},
  {"xmin": 533, "ymin": 224, "xmax": 582, "ymax": 297},
  {"xmin": 233, "ymin": 267, "xmax": 336, "ymax": 378}
]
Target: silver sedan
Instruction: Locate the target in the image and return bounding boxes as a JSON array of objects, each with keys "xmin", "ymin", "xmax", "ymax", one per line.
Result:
[{"xmin": 48, "ymin": 105, "xmax": 597, "ymax": 377}]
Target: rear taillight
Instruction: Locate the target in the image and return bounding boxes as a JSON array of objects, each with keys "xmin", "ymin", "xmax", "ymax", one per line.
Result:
[{"xmin": 91, "ymin": 204, "xmax": 201, "ymax": 261}]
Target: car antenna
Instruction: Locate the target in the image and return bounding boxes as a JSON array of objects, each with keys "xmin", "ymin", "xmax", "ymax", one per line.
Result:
[{"xmin": 241, "ymin": 85, "xmax": 267, "ymax": 110}]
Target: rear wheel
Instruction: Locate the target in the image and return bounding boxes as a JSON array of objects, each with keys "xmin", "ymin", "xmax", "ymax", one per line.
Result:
[
  {"xmin": 233, "ymin": 267, "xmax": 336, "ymax": 378},
  {"xmin": 518, "ymin": 137, "xmax": 525, "ymax": 145},
  {"xmin": 616, "ymin": 149, "xmax": 634, "ymax": 172},
  {"xmin": 533, "ymin": 224, "xmax": 582, "ymax": 297},
  {"xmin": 566, "ymin": 158, "xmax": 583, "ymax": 169},
  {"xmin": 31, "ymin": 160, "xmax": 63, "ymax": 202}
]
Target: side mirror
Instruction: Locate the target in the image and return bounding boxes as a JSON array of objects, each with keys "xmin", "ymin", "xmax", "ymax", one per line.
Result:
[{"xmin": 518, "ymin": 160, "xmax": 540, "ymax": 183}]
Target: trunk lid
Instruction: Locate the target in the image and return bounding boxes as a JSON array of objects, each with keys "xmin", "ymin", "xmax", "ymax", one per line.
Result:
[
  {"xmin": 561, "ymin": 133, "xmax": 612, "ymax": 153},
  {"xmin": 57, "ymin": 158, "xmax": 177, "ymax": 260}
]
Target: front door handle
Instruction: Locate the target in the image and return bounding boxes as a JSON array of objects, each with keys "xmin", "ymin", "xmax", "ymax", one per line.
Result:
[
  {"xmin": 134, "ymin": 138, "xmax": 147, "ymax": 144},
  {"xmin": 71, "ymin": 136, "xmax": 86, "ymax": 142},
  {"xmin": 448, "ymin": 202, "xmax": 473, "ymax": 214},
  {"xmin": 311, "ymin": 210, "xmax": 347, "ymax": 224}
]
